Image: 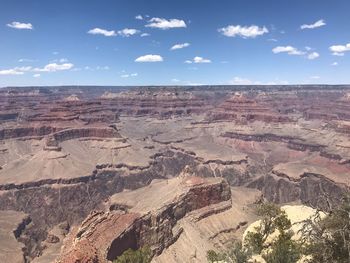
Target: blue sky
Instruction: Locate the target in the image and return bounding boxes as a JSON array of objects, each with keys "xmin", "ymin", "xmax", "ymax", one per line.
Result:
[{"xmin": 0, "ymin": 0, "xmax": 349, "ymax": 86}]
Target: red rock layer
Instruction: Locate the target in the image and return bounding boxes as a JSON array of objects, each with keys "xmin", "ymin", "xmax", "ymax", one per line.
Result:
[
  {"xmin": 209, "ymin": 93, "xmax": 291, "ymax": 123},
  {"xmin": 58, "ymin": 177, "xmax": 231, "ymax": 263}
]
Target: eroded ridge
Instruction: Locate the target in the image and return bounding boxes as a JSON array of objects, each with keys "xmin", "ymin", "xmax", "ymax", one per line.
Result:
[
  {"xmin": 58, "ymin": 176, "xmax": 231, "ymax": 263},
  {"xmin": 1, "ymin": 85, "xmax": 350, "ymax": 262}
]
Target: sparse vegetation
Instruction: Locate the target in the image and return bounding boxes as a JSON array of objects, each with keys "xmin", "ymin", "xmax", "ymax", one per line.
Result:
[
  {"xmin": 207, "ymin": 249, "xmax": 222, "ymax": 262},
  {"xmin": 208, "ymin": 198, "xmax": 350, "ymax": 263},
  {"xmin": 300, "ymin": 195, "xmax": 350, "ymax": 263},
  {"xmin": 113, "ymin": 246, "xmax": 151, "ymax": 263},
  {"xmin": 206, "ymin": 203, "xmax": 301, "ymax": 262},
  {"xmin": 244, "ymin": 203, "xmax": 301, "ymax": 263},
  {"xmin": 207, "ymin": 241, "xmax": 251, "ymax": 263}
]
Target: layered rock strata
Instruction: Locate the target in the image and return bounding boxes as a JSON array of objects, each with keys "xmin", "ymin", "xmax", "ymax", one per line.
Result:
[{"xmin": 58, "ymin": 176, "xmax": 231, "ymax": 263}]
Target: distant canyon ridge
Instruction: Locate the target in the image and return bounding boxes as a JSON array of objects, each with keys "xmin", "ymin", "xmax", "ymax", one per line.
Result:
[{"xmin": 0, "ymin": 85, "xmax": 349, "ymax": 262}]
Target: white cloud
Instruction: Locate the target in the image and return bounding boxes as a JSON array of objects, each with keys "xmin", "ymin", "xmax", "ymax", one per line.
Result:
[
  {"xmin": 51, "ymin": 58, "xmax": 69, "ymax": 63},
  {"xmin": 7, "ymin": 21, "xmax": 33, "ymax": 30},
  {"xmin": 145, "ymin": 17, "xmax": 186, "ymax": 29},
  {"xmin": 193, "ymin": 56, "xmax": 211, "ymax": 63},
  {"xmin": 87, "ymin": 28, "xmax": 116, "ymax": 37},
  {"xmin": 34, "ymin": 63, "xmax": 74, "ymax": 72},
  {"xmin": 332, "ymin": 62, "xmax": 338, "ymax": 66},
  {"xmin": 329, "ymin": 43, "xmax": 350, "ymax": 56},
  {"xmin": 18, "ymin": 58, "xmax": 35, "ymax": 62},
  {"xmin": 301, "ymin": 19, "xmax": 326, "ymax": 30},
  {"xmin": 135, "ymin": 15, "xmax": 143, "ymax": 20},
  {"xmin": 332, "ymin": 52, "xmax": 345, "ymax": 56},
  {"xmin": 118, "ymin": 28, "xmax": 140, "ymax": 37},
  {"xmin": 0, "ymin": 69, "xmax": 24, "ymax": 75},
  {"xmin": 268, "ymin": 38, "xmax": 278, "ymax": 42},
  {"xmin": 307, "ymin": 52, "xmax": 320, "ymax": 60},
  {"xmin": 171, "ymin": 78, "xmax": 180, "ymax": 82},
  {"xmin": 184, "ymin": 57, "xmax": 211, "ymax": 64},
  {"xmin": 135, "ymin": 54, "xmax": 163, "ymax": 62},
  {"xmin": 96, "ymin": 66, "xmax": 110, "ymax": 70},
  {"xmin": 170, "ymin": 42, "xmax": 190, "ymax": 50},
  {"xmin": 33, "ymin": 73, "xmax": 40, "ymax": 78},
  {"xmin": 218, "ymin": 25, "xmax": 268, "ymax": 38},
  {"xmin": 140, "ymin": 33, "xmax": 150, "ymax": 37},
  {"xmin": 0, "ymin": 66, "xmax": 31, "ymax": 75},
  {"xmin": 121, "ymin": 72, "xmax": 138, "ymax": 78},
  {"xmin": 16, "ymin": 66, "xmax": 32, "ymax": 71},
  {"xmin": 272, "ymin": 46, "xmax": 305, "ymax": 55}
]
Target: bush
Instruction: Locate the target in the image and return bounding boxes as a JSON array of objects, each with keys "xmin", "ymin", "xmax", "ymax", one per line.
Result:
[
  {"xmin": 207, "ymin": 250, "xmax": 221, "ymax": 262},
  {"xmin": 207, "ymin": 241, "xmax": 251, "ymax": 263},
  {"xmin": 301, "ymin": 195, "xmax": 350, "ymax": 263},
  {"xmin": 114, "ymin": 246, "xmax": 151, "ymax": 263},
  {"xmin": 244, "ymin": 203, "xmax": 301, "ymax": 263}
]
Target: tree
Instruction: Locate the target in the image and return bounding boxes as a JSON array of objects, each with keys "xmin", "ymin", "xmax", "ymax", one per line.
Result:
[
  {"xmin": 243, "ymin": 203, "xmax": 301, "ymax": 263},
  {"xmin": 208, "ymin": 198, "xmax": 350, "ymax": 263},
  {"xmin": 207, "ymin": 241, "xmax": 250, "ymax": 263},
  {"xmin": 207, "ymin": 250, "xmax": 221, "ymax": 263},
  {"xmin": 263, "ymin": 230, "xmax": 301, "ymax": 263},
  {"xmin": 114, "ymin": 246, "xmax": 151, "ymax": 263},
  {"xmin": 301, "ymin": 195, "xmax": 350, "ymax": 263}
]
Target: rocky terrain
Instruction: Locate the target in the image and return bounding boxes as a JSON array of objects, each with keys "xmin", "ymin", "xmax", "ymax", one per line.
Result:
[{"xmin": 0, "ymin": 85, "xmax": 349, "ymax": 262}]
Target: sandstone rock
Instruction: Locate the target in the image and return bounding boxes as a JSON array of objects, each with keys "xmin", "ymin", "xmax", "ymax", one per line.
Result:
[{"xmin": 58, "ymin": 177, "xmax": 231, "ymax": 262}]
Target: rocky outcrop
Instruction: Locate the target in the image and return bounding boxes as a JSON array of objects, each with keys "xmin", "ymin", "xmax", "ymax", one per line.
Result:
[
  {"xmin": 0, "ymin": 126, "xmax": 59, "ymax": 140},
  {"xmin": 221, "ymin": 132, "xmax": 347, "ymax": 161},
  {"xmin": 0, "ymin": 150, "xmax": 205, "ymax": 260},
  {"xmin": 0, "ymin": 211, "xmax": 31, "ymax": 263},
  {"xmin": 101, "ymin": 89, "xmax": 213, "ymax": 118},
  {"xmin": 334, "ymin": 121, "xmax": 350, "ymax": 135},
  {"xmin": 13, "ymin": 215, "xmax": 32, "ymax": 239},
  {"xmin": 208, "ymin": 93, "xmax": 291, "ymax": 123},
  {"xmin": 46, "ymin": 127, "xmax": 121, "ymax": 147},
  {"xmin": 248, "ymin": 173, "xmax": 348, "ymax": 210},
  {"xmin": 58, "ymin": 177, "xmax": 231, "ymax": 263},
  {"xmin": 0, "ymin": 112, "xmax": 18, "ymax": 122},
  {"xmin": 1, "ymin": 85, "xmax": 350, "ymax": 263}
]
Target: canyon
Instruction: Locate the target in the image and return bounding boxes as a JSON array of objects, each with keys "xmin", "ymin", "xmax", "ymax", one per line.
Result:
[{"xmin": 0, "ymin": 85, "xmax": 349, "ymax": 262}]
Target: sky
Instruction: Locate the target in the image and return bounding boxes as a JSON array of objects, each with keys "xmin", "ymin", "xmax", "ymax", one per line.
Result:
[{"xmin": 0, "ymin": 0, "xmax": 350, "ymax": 87}]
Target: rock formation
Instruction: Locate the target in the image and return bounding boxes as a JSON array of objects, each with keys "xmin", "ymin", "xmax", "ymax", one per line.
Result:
[
  {"xmin": 58, "ymin": 177, "xmax": 231, "ymax": 262},
  {"xmin": 0, "ymin": 85, "xmax": 349, "ymax": 262}
]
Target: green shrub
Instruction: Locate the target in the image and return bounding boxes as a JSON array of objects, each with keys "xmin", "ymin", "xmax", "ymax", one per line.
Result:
[{"xmin": 114, "ymin": 246, "xmax": 151, "ymax": 263}]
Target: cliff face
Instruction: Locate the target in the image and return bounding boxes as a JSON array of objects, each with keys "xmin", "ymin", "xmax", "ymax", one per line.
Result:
[
  {"xmin": 100, "ymin": 90, "xmax": 212, "ymax": 118},
  {"xmin": 58, "ymin": 177, "xmax": 231, "ymax": 263},
  {"xmin": 0, "ymin": 126, "xmax": 59, "ymax": 140},
  {"xmin": 207, "ymin": 89, "xmax": 350, "ymax": 126},
  {"xmin": 0, "ymin": 86, "xmax": 350, "ymax": 263},
  {"xmin": 0, "ymin": 211, "xmax": 31, "ymax": 263},
  {"xmin": 46, "ymin": 127, "xmax": 121, "ymax": 147},
  {"xmin": 208, "ymin": 93, "xmax": 291, "ymax": 123},
  {"xmin": 248, "ymin": 173, "xmax": 347, "ymax": 210}
]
